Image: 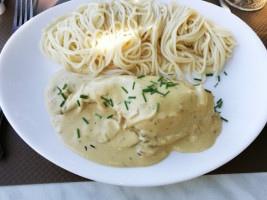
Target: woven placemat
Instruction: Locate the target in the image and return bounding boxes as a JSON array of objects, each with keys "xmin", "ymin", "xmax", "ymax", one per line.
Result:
[{"xmin": 0, "ymin": 0, "xmax": 266, "ymax": 186}]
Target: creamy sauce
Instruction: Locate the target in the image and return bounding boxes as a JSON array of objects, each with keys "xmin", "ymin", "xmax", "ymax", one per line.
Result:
[{"xmin": 45, "ymin": 69, "xmax": 222, "ymax": 167}]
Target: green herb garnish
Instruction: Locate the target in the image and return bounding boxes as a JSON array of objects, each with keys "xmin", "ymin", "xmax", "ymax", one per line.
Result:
[
  {"xmin": 224, "ymin": 71, "xmax": 228, "ymax": 76},
  {"xmin": 142, "ymin": 87, "xmax": 153, "ymax": 93},
  {"xmin": 218, "ymin": 75, "xmax": 221, "ymax": 82},
  {"xmin": 80, "ymin": 94, "xmax": 88, "ymax": 99},
  {"xmin": 101, "ymin": 96, "xmax": 113, "ymax": 107},
  {"xmin": 57, "ymin": 86, "xmax": 62, "ymax": 95},
  {"xmin": 206, "ymin": 73, "xmax": 213, "ymax": 77},
  {"xmin": 160, "ymin": 80, "xmax": 164, "ymax": 87},
  {"xmin": 217, "ymin": 98, "xmax": 223, "ymax": 104},
  {"xmin": 165, "ymin": 82, "xmax": 178, "ymax": 89},
  {"xmin": 156, "ymin": 103, "xmax": 159, "ymax": 113},
  {"xmin": 158, "ymin": 75, "xmax": 164, "ymax": 82},
  {"xmin": 60, "ymin": 101, "xmax": 65, "ymax": 107},
  {"xmin": 142, "ymin": 93, "xmax": 147, "ymax": 102},
  {"xmin": 215, "ymin": 98, "xmax": 223, "ymax": 109},
  {"xmin": 150, "ymin": 81, "xmax": 157, "ymax": 85},
  {"xmin": 77, "ymin": 100, "xmax": 81, "ymax": 107},
  {"xmin": 77, "ymin": 128, "xmax": 80, "ymax": 138},
  {"xmin": 132, "ymin": 82, "xmax": 136, "ymax": 90},
  {"xmin": 124, "ymin": 101, "xmax": 129, "ymax": 110},
  {"xmin": 137, "ymin": 75, "xmax": 145, "ymax": 79},
  {"xmin": 95, "ymin": 113, "xmax": 102, "ymax": 119},
  {"xmin": 221, "ymin": 117, "xmax": 228, "ymax": 122},
  {"xmin": 121, "ymin": 87, "xmax": 128, "ymax": 94},
  {"xmin": 82, "ymin": 117, "xmax": 89, "ymax": 124},
  {"xmin": 107, "ymin": 115, "xmax": 113, "ymax": 119},
  {"xmin": 62, "ymin": 83, "xmax": 67, "ymax": 90},
  {"xmin": 61, "ymin": 93, "xmax": 67, "ymax": 100},
  {"xmin": 163, "ymin": 91, "xmax": 170, "ymax": 96},
  {"xmin": 214, "ymin": 83, "xmax": 219, "ymax": 88},
  {"xmin": 194, "ymin": 78, "xmax": 202, "ymax": 82},
  {"xmin": 205, "ymin": 89, "xmax": 211, "ymax": 93},
  {"xmin": 128, "ymin": 96, "xmax": 136, "ymax": 99}
]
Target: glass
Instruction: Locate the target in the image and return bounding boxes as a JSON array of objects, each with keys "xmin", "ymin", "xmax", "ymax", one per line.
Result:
[{"xmin": 224, "ymin": 0, "xmax": 267, "ymax": 11}]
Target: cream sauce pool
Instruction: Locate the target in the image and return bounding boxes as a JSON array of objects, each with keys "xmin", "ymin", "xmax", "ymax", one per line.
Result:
[{"xmin": 45, "ymin": 69, "xmax": 222, "ymax": 167}]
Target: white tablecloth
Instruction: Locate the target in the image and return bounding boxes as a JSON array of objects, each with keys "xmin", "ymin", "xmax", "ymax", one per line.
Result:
[{"xmin": 1, "ymin": 172, "xmax": 267, "ymax": 200}]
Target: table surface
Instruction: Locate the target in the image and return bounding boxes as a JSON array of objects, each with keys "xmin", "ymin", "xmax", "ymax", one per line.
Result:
[{"xmin": 0, "ymin": 0, "xmax": 267, "ymax": 186}]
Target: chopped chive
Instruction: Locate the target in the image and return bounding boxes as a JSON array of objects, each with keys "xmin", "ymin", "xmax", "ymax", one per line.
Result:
[
  {"xmin": 109, "ymin": 98, "xmax": 113, "ymax": 107},
  {"xmin": 128, "ymin": 96, "xmax": 136, "ymax": 99},
  {"xmin": 82, "ymin": 117, "xmax": 89, "ymax": 124},
  {"xmin": 61, "ymin": 93, "xmax": 67, "ymax": 100},
  {"xmin": 124, "ymin": 101, "xmax": 129, "ymax": 110},
  {"xmin": 214, "ymin": 83, "xmax": 219, "ymax": 88},
  {"xmin": 158, "ymin": 75, "xmax": 164, "ymax": 82},
  {"xmin": 103, "ymin": 102, "xmax": 108, "ymax": 107},
  {"xmin": 150, "ymin": 81, "xmax": 157, "ymax": 85},
  {"xmin": 194, "ymin": 78, "xmax": 202, "ymax": 81},
  {"xmin": 57, "ymin": 86, "xmax": 62, "ymax": 95},
  {"xmin": 214, "ymin": 98, "xmax": 223, "ymax": 109},
  {"xmin": 142, "ymin": 88, "xmax": 152, "ymax": 93},
  {"xmin": 77, "ymin": 128, "xmax": 80, "ymax": 138},
  {"xmin": 156, "ymin": 90, "xmax": 166, "ymax": 96},
  {"xmin": 221, "ymin": 117, "xmax": 228, "ymax": 122},
  {"xmin": 95, "ymin": 113, "xmax": 102, "ymax": 119},
  {"xmin": 165, "ymin": 82, "xmax": 178, "ymax": 89},
  {"xmin": 90, "ymin": 144, "xmax": 96, "ymax": 148},
  {"xmin": 137, "ymin": 75, "xmax": 145, "ymax": 79},
  {"xmin": 84, "ymin": 146, "xmax": 88, "ymax": 151},
  {"xmin": 121, "ymin": 87, "xmax": 128, "ymax": 94},
  {"xmin": 206, "ymin": 73, "xmax": 213, "ymax": 77},
  {"xmin": 160, "ymin": 80, "xmax": 164, "ymax": 87},
  {"xmin": 67, "ymin": 89, "xmax": 72, "ymax": 94},
  {"xmin": 156, "ymin": 103, "xmax": 159, "ymax": 113},
  {"xmin": 62, "ymin": 83, "xmax": 67, "ymax": 90},
  {"xmin": 194, "ymin": 84, "xmax": 200, "ymax": 86},
  {"xmin": 224, "ymin": 71, "xmax": 228, "ymax": 76},
  {"xmin": 132, "ymin": 82, "xmax": 136, "ymax": 90},
  {"xmin": 101, "ymin": 96, "xmax": 109, "ymax": 101},
  {"xmin": 107, "ymin": 114, "xmax": 113, "ymax": 119},
  {"xmin": 80, "ymin": 94, "xmax": 88, "ymax": 99},
  {"xmin": 168, "ymin": 73, "xmax": 174, "ymax": 75},
  {"xmin": 60, "ymin": 101, "xmax": 65, "ymax": 107},
  {"xmin": 77, "ymin": 100, "xmax": 81, "ymax": 107},
  {"xmin": 205, "ymin": 89, "xmax": 211, "ymax": 93},
  {"xmin": 163, "ymin": 91, "xmax": 170, "ymax": 96},
  {"xmin": 218, "ymin": 101, "xmax": 223, "ymax": 108},
  {"xmin": 142, "ymin": 93, "xmax": 147, "ymax": 102},
  {"xmin": 101, "ymin": 96, "xmax": 113, "ymax": 107},
  {"xmin": 217, "ymin": 98, "xmax": 222, "ymax": 104},
  {"xmin": 218, "ymin": 75, "xmax": 221, "ymax": 82},
  {"xmin": 150, "ymin": 89, "xmax": 158, "ymax": 95}
]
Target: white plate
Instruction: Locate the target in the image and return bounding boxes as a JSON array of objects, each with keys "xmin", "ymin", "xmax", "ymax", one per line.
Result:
[{"xmin": 0, "ymin": 0, "xmax": 267, "ymax": 187}]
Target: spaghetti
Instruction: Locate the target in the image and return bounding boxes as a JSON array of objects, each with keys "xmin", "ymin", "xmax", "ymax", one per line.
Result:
[{"xmin": 40, "ymin": 0, "xmax": 236, "ymax": 82}]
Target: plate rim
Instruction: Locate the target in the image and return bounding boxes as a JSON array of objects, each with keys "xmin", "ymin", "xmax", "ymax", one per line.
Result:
[{"xmin": 0, "ymin": 0, "xmax": 267, "ymax": 187}]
